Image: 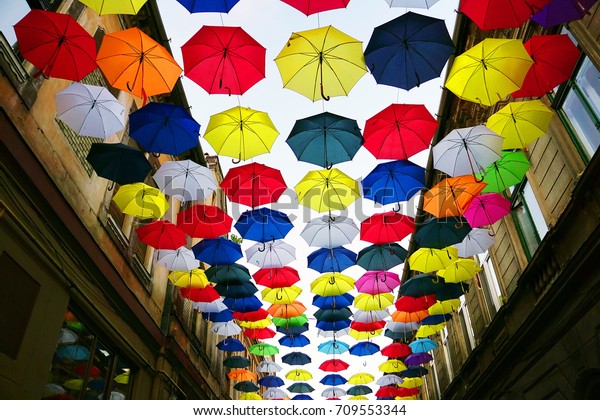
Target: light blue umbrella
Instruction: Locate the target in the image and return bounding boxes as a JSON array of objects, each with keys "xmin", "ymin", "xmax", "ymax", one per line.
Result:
[
  {"xmin": 318, "ymin": 339, "xmax": 350, "ymax": 355},
  {"xmin": 409, "ymin": 338, "xmax": 438, "ymax": 353}
]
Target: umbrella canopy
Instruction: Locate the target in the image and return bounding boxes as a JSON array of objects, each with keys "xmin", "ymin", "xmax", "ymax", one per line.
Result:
[
  {"xmin": 215, "ymin": 281, "xmax": 259, "ymax": 299},
  {"xmin": 445, "ymin": 38, "xmax": 533, "ymax": 106},
  {"xmin": 275, "ymin": 25, "xmax": 367, "ymax": 101},
  {"xmin": 216, "ymin": 337, "xmax": 245, "ymax": 352},
  {"xmin": 287, "ymin": 382, "xmax": 315, "ymax": 393},
  {"xmin": 311, "ymin": 273, "xmax": 355, "ymax": 296},
  {"xmin": 379, "ymin": 360, "xmax": 407, "ymax": 373},
  {"xmin": 281, "ymin": 0, "xmax": 350, "ymax": 15},
  {"xmin": 481, "ymin": 151, "xmax": 531, "ymax": 194},
  {"xmin": 245, "ymin": 239, "xmax": 296, "ymax": 268},
  {"xmin": 360, "ymin": 211, "xmax": 415, "ymax": 245},
  {"xmin": 253, "ymin": 266, "xmax": 300, "ymax": 288},
  {"xmin": 223, "ymin": 295, "xmax": 263, "ymax": 312},
  {"xmin": 408, "ymin": 246, "xmax": 458, "ymax": 273},
  {"xmin": 55, "ymin": 83, "xmax": 124, "ymax": 139},
  {"xmin": 206, "ymin": 263, "xmax": 251, "ymax": 284},
  {"xmin": 156, "ymin": 246, "xmax": 199, "ymax": 271},
  {"xmin": 353, "ymin": 293, "xmax": 395, "ymax": 311},
  {"xmin": 322, "ymin": 387, "xmax": 347, "ymax": 398},
  {"xmin": 220, "ymin": 162, "xmax": 287, "ymax": 209},
  {"xmin": 168, "ymin": 268, "xmax": 209, "ymax": 288},
  {"xmin": 182, "ymin": 25, "xmax": 266, "ymax": 95},
  {"xmin": 203, "ymin": 106, "xmax": 279, "ymax": 162},
  {"xmin": 268, "ymin": 301, "xmax": 307, "ymax": 318},
  {"xmin": 224, "ymin": 356, "xmax": 251, "ymax": 369},
  {"xmin": 511, "ymin": 34, "xmax": 581, "ymax": 98},
  {"xmin": 301, "ymin": 215, "xmax": 359, "ymax": 248},
  {"xmin": 228, "ymin": 368, "xmax": 256, "ymax": 381},
  {"xmin": 409, "ymin": 338, "xmax": 438, "ymax": 353},
  {"xmin": 321, "ymin": 374, "xmax": 347, "ymax": 386},
  {"xmin": 263, "ymin": 388, "xmax": 288, "ymax": 399},
  {"xmin": 292, "ymin": 394, "xmax": 314, "ymax": 400},
  {"xmin": 129, "ymin": 103, "xmax": 201, "ymax": 156},
  {"xmin": 282, "ymin": 351, "xmax": 312, "ymax": 366},
  {"xmin": 432, "ymin": 125, "xmax": 504, "ymax": 178},
  {"xmin": 400, "ymin": 273, "xmax": 451, "ymax": 297},
  {"xmin": 192, "ymin": 238, "xmax": 243, "ymax": 265},
  {"xmin": 395, "ymin": 294, "xmax": 436, "ymax": 312},
  {"xmin": 257, "ymin": 360, "xmax": 283, "ymax": 373},
  {"xmin": 78, "ymin": 0, "xmax": 148, "ymax": 14},
  {"xmin": 355, "ymin": 271, "xmax": 401, "ymax": 295},
  {"xmin": 86, "ymin": 143, "xmax": 151, "ymax": 187},
  {"xmin": 353, "ymin": 309, "xmax": 389, "ymax": 323},
  {"xmin": 295, "ymin": 168, "xmax": 360, "ymax": 213},
  {"xmin": 96, "ymin": 28, "xmax": 182, "ymax": 100},
  {"xmin": 319, "ymin": 358, "xmax": 350, "ymax": 372},
  {"xmin": 364, "ymin": 11, "xmax": 454, "ymax": 90},
  {"xmin": 459, "ymin": 0, "xmax": 552, "ymax": 31},
  {"xmin": 136, "ymin": 220, "xmax": 187, "ymax": 250},
  {"xmin": 112, "ymin": 183, "xmax": 169, "ymax": 219},
  {"xmin": 422, "ymin": 175, "xmax": 487, "ymax": 219},
  {"xmin": 531, "ymin": 0, "xmax": 598, "ymax": 28},
  {"xmin": 261, "ymin": 286, "xmax": 303, "ymax": 305},
  {"xmin": 234, "ymin": 207, "xmax": 294, "ymax": 243},
  {"xmin": 318, "ymin": 340, "xmax": 350, "ymax": 355},
  {"xmin": 438, "ymin": 259, "xmax": 482, "ymax": 283},
  {"xmin": 349, "ymin": 341, "xmax": 380, "ymax": 356},
  {"xmin": 176, "ymin": 204, "xmax": 233, "ymax": 239},
  {"xmin": 413, "ymin": 216, "xmax": 472, "ymax": 249},
  {"xmin": 248, "ymin": 343, "xmax": 279, "ymax": 356},
  {"xmin": 153, "ymin": 160, "xmax": 217, "ymax": 203},
  {"xmin": 356, "ymin": 243, "xmax": 407, "ymax": 271},
  {"xmin": 286, "ymin": 369, "xmax": 313, "ymax": 381},
  {"xmin": 176, "ymin": 0, "xmax": 240, "ymax": 13},
  {"xmin": 363, "ymin": 103, "xmax": 438, "ymax": 160},
  {"xmin": 307, "ymin": 247, "xmax": 357, "ymax": 273},
  {"xmin": 314, "ymin": 307, "xmax": 353, "ymax": 322},
  {"xmin": 234, "ymin": 381, "xmax": 259, "ymax": 392},
  {"xmin": 486, "ymin": 100, "xmax": 554, "ymax": 150},
  {"xmin": 279, "ymin": 334, "xmax": 310, "ymax": 347},
  {"xmin": 362, "ymin": 160, "xmax": 425, "ymax": 206},
  {"xmin": 348, "ymin": 373, "xmax": 375, "ymax": 385},
  {"xmin": 14, "ymin": 10, "xmax": 97, "ymax": 81},
  {"xmin": 463, "ymin": 192, "xmax": 511, "ymax": 228},
  {"xmin": 286, "ymin": 112, "xmax": 364, "ymax": 168},
  {"xmin": 381, "ymin": 342, "xmax": 413, "ymax": 358},
  {"xmin": 347, "ymin": 385, "xmax": 373, "ymax": 396},
  {"xmin": 455, "ymin": 228, "xmax": 496, "ymax": 257}
]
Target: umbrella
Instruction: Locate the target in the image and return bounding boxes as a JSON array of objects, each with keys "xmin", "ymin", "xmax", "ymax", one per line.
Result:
[
  {"xmin": 220, "ymin": 162, "xmax": 287, "ymax": 209},
  {"xmin": 432, "ymin": 125, "xmax": 504, "ymax": 178},
  {"xmin": 55, "ymin": 83, "xmax": 124, "ymax": 139},
  {"xmin": 135, "ymin": 220, "xmax": 187, "ymax": 250},
  {"xmin": 96, "ymin": 27, "xmax": 182, "ymax": 100},
  {"xmin": 310, "ymin": 273, "xmax": 355, "ymax": 296},
  {"xmin": 319, "ymin": 359, "xmax": 350, "ymax": 372},
  {"xmin": 379, "ymin": 360, "xmax": 407, "ymax": 373},
  {"xmin": 356, "ymin": 243, "xmax": 407, "ymax": 271},
  {"xmin": 402, "ymin": 366, "xmax": 429, "ymax": 378},
  {"xmin": 155, "ymin": 159, "xmax": 219, "ymax": 203},
  {"xmin": 287, "ymin": 382, "xmax": 315, "ymax": 393},
  {"xmin": 322, "ymin": 387, "xmax": 347, "ymax": 398},
  {"xmin": 454, "ymin": 228, "xmax": 496, "ymax": 257},
  {"xmin": 463, "ymin": 193, "xmax": 511, "ymax": 228},
  {"xmin": 245, "ymin": 239, "xmax": 296, "ymax": 268},
  {"xmin": 279, "ymin": 334, "xmax": 310, "ymax": 347},
  {"xmin": 216, "ymin": 337, "xmax": 245, "ymax": 352},
  {"xmin": 222, "ymin": 295, "xmax": 262, "ymax": 312},
  {"xmin": 206, "ymin": 263, "xmax": 251, "ymax": 284},
  {"xmin": 261, "ymin": 286, "xmax": 302, "ymax": 304},
  {"xmin": 286, "ymin": 112, "xmax": 364, "ymax": 168},
  {"xmin": 360, "ymin": 211, "xmax": 415, "ymax": 245},
  {"xmin": 349, "ymin": 341, "xmax": 380, "ymax": 356},
  {"xmin": 234, "ymin": 381, "xmax": 259, "ymax": 392},
  {"xmin": 129, "ymin": 104, "xmax": 201, "ymax": 156},
  {"xmin": 268, "ymin": 301, "xmax": 307, "ymax": 318},
  {"xmin": 253, "ymin": 266, "xmax": 300, "ymax": 288},
  {"xmin": 386, "ymin": 320, "xmax": 420, "ymax": 333},
  {"xmin": 381, "ymin": 343, "xmax": 412, "ymax": 358},
  {"xmin": 263, "ymin": 388, "xmax": 288, "ymax": 399},
  {"xmin": 486, "ymin": 100, "xmax": 554, "ymax": 150},
  {"xmin": 399, "ymin": 273, "xmax": 453, "ymax": 297},
  {"xmin": 531, "ymin": 0, "xmax": 598, "ymax": 28},
  {"xmin": 228, "ymin": 369, "xmax": 256, "ymax": 381},
  {"xmin": 300, "ymin": 215, "xmax": 359, "ymax": 248},
  {"xmin": 273, "ymin": 314, "xmax": 308, "ymax": 328},
  {"xmin": 318, "ymin": 340, "xmax": 350, "ymax": 354},
  {"xmin": 312, "ymin": 293, "xmax": 354, "ymax": 309},
  {"xmin": 480, "ymin": 151, "xmax": 531, "ymax": 194},
  {"xmin": 257, "ymin": 361, "xmax": 283, "ymax": 373},
  {"xmin": 416, "ymin": 323, "xmax": 446, "ymax": 338},
  {"xmin": 182, "ymin": 25, "xmax": 266, "ymax": 95},
  {"xmin": 286, "ymin": 369, "xmax": 313, "ymax": 381},
  {"xmin": 422, "ymin": 175, "xmax": 487, "ymax": 219},
  {"xmin": 353, "ymin": 309, "xmax": 389, "ymax": 323},
  {"xmin": 248, "ymin": 343, "xmax": 279, "ymax": 356},
  {"xmin": 511, "ymin": 34, "xmax": 581, "ymax": 98},
  {"xmin": 400, "ymin": 377, "xmax": 424, "ymax": 388},
  {"xmin": 353, "ymin": 293, "xmax": 395, "ymax": 311},
  {"xmin": 203, "ymin": 106, "xmax": 279, "ymax": 162},
  {"xmin": 244, "ymin": 327, "xmax": 276, "ymax": 339},
  {"xmin": 282, "ymin": 352, "xmax": 312, "ymax": 366},
  {"xmin": 234, "ymin": 208, "xmax": 294, "ymax": 243},
  {"xmin": 391, "ymin": 309, "xmax": 430, "ymax": 323},
  {"xmin": 395, "ymin": 294, "xmax": 436, "ymax": 312},
  {"xmin": 314, "ymin": 307, "xmax": 353, "ymax": 323},
  {"xmin": 86, "ymin": 143, "xmax": 151, "ymax": 188},
  {"xmin": 347, "ymin": 385, "xmax": 373, "ymax": 396},
  {"xmin": 275, "ymin": 320, "xmax": 307, "ymax": 333},
  {"xmin": 176, "ymin": 204, "xmax": 233, "ymax": 239},
  {"xmin": 203, "ymin": 309, "xmax": 233, "ymax": 322},
  {"xmin": 156, "ymin": 246, "xmax": 199, "ymax": 271},
  {"xmin": 317, "ymin": 319, "xmax": 352, "ymax": 331},
  {"xmin": 239, "ymin": 392, "xmax": 262, "ymax": 400},
  {"xmin": 78, "ymin": 0, "xmax": 148, "ymax": 14},
  {"xmin": 14, "ymin": 10, "xmax": 97, "ymax": 81},
  {"xmin": 409, "ymin": 338, "xmax": 438, "ymax": 353},
  {"xmin": 275, "ymin": 25, "xmax": 367, "ymax": 101},
  {"xmin": 212, "ymin": 320, "xmax": 242, "ymax": 336},
  {"xmin": 413, "ymin": 216, "xmax": 472, "ymax": 249},
  {"xmin": 459, "ymin": 0, "xmax": 552, "ymax": 31},
  {"xmin": 192, "ymin": 238, "xmax": 243, "ymax": 265},
  {"xmin": 321, "ymin": 374, "xmax": 347, "ymax": 386},
  {"xmin": 194, "ymin": 297, "xmax": 227, "ymax": 313},
  {"xmin": 376, "ymin": 375, "xmax": 403, "ymax": 386},
  {"xmin": 364, "ymin": 11, "xmax": 454, "ymax": 91},
  {"xmin": 428, "ymin": 298, "xmax": 461, "ymax": 315},
  {"xmin": 223, "ymin": 356, "xmax": 251, "ymax": 369},
  {"xmin": 445, "ymin": 38, "xmax": 533, "ymax": 106},
  {"xmin": 55, "ymin": 345, "xmax": 90, "ymax": 361},
  {"xmin": 408, "ymin": 246, "xmax": 458, "ymax": 273},
  {"xmin": 176, "ymin": 0, "xmax": 240, "ymax": 13},
  {"xmin": 307, "ymin": 247, "xmax": 357, "ymax": 273},
  {"xmin": 355, "ymin": 271, "xmax": 400, "ymax": 295},
  {"xmin": 292, "ymin": 394, "xmax": 314, "ymax": 400},
  {"xmin": 281, "ymin": 0, "xmax": 350, "ymax": 15},
  {"xmin": 112, "ymin": 183, "xmax": 169, "ymax": 219},
  {"xmin": 362, "ymin": 160, "xmax": 425, "ymax": 207},
  {"xmin": 363, "ymin": 103, "xmax": 438, "ymax": 160},
  {"xmin": 295, "ymin": 168, "xmax": 360, "ymax": 213},
  {"xmin": 57, "ymin": 328, "xmax": 78, "ymax": 345},
  {"xmin": 215, "ymin": 281, "xmax": 259, "ymax": 298},
  {"xmin": 348, "ymin": 373, "xmax": 375, "ymax": 385}
]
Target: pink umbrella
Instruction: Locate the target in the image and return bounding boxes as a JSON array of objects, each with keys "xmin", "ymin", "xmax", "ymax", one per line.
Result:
[
  {"xmin": 463, "ymin": 193, "xmax": 511, "ymax": 228},
  {"xmin": 355, "ymin": 271, "xmax": 400, "ymax": 295}
]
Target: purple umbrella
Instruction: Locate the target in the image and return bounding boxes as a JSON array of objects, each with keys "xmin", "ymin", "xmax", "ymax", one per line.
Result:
[
  {"xmin": 355, "ymin": 271, "xmax": 401, "ymax": 295},
  {"xmin": 404, "ymin": 352, "xmax": 433, "ymax": 366},
  {"xmin": 531, "ymin": 0, "xmax": 598, "ymax": 28}
]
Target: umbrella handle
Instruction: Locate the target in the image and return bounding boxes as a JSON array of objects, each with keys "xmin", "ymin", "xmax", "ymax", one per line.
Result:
[
  {"xmin": 258, "ymin": 242, "xmax": 266, "ymax": 252},
  {"xmin": 320, "ymin": 83, "xmax": 330, "ymax": 101},
  {"xmin": 393, "ymin": 202, "xmax": 402, "ymax": 213},
  {"xmin": 107, "ymin": 181, "xmax": 115, "ymax": 191},
  {"xmin": 152, "ymin": 152, "xmax": 161, "ymax": 158},
  {"xmin": 326, "ymin": 161, "xmax": 333, "ymax": 170}
]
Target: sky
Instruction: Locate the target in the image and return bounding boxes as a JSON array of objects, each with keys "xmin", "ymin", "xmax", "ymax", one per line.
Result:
[{"xmin": 157, "ymin": 0, "xmax": 460, "ymax": 399}]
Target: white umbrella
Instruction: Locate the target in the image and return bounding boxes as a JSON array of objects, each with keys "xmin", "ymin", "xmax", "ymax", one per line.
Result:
[
  {"xmin": 211, "ymin": 320, "xmax": 242, "ymax": 336},
  {"xmin": 353, "ymin": 309, "xmax": 390, "ymax": 323},
  {"xmin": 57, "ymin": 328, "xmax": 78, "ymax": 344},
  {"xmin": 386, "ymin": 320, "xmax": 420, "ymax": 332},
  {"xmin": 156, "ymin": 246, "xmax": 199, "ymax": 271},
  {"xmin": 193, "ymin": 298, "xmax": 228, "ymax": 313},
  {"xmin": 55, "ymin": 83, "xmax": 125, "ymax": 139},
  {"xmin": 263, "ymin": 387, "xmax": 288, "ymax": 400},
  {"xmin": 321, "ymin": 386, "xmax": 347, "ymax": 398},
  {"xmin": 152, "ymin": 159, "xmax": 218, "ymax": 203},
  {"xmin": 454, "ymin": 227, "xmax": 496, "ymax": 258},
  {"xmin": 257, "ymin": 360, "xmax": 283, "ymax": 373},
  {"xmin": 376, "ymin": 375, "xmax": 403, "ymax": 386},
  {"xmin": 245, "ymin": 239, "xmax": 296, "ymax": 268},
  {"xmin": 317, "ymin": 328, "xmax": 350, "ymax": 339},
  {"xmin": 385, "ymin": 0, "xmax": 440, "ymax": 8},
  {"xmin": 432, "ymin": 125, "xmax": 503, "ymax": 178},
  {"xmin": 300, "ymin": 215, "xmax": 359, "ymax": 248}
]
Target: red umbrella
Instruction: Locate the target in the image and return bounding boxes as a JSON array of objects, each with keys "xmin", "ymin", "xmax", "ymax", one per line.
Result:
[
  {"xmin": 360, "ymin": 211, "xmax": 415, "ymax": 245},
  {"xmin": 511, "ymin": 34, "xmax": 581, "ymax": 98},
  {"xmin": 394, "ymin": 295, "xmax": 437, "ymax": 312},
  {"xmin": 363, "ymin": 104, "xmax": 438, "ymax": 160},
  {"xmin": 233, "ymin": 308, "xmax": 270, "ymax": 322},
  {"xmin": 350, "ymin": 320, "xmax": 386, "ymax": 332},
  {"xmin": 176, "ymin": 204, "xmax": 233, "ymax": 239},
  {"xmin": 252, "ymin": 266, "xmax": 300, "ymax": 288},
  {"xmin": 244, "ymin": 327, "xmax": 276, "ymax": 339},
  {"xmin": 397, "ymin": 387, "xmax": 420, "ymax": 397},
  {"xmin": 220, "ymin": 163, "xmax": 287, "ymax": 209},
  {"xmin": 72, "ymin": 364, "xmax": 102, "ymax": 378},
  {"xmin": 13, "ymin": 10, "xmax": 97, "ymax": 81},
  {"xmin": 281, "ymin": 0, "xmax": 350, "ymax": 15},
  {"xmin": 136, "ymin": 220, "xmax": 187, "ymax": 250},
  {"xmin": 459, "ymin": 0, "xmax": 552, "ymax": 31},
  {"xmin": 319, "ymin": 358, "xmax": 349, "ymax": 372},
  {"xmin": 182, "ymin": 26, "xmax": 266, "ymax": 95},
  {"xmin": 180, "ymin": 285, "xmax": 220, "ymax": 302},
  {"xmin": 381, "ymin": 343, "xmax": 412, "ymax": 358},
  {"xmin": 375, "ymin": 386, "xmax": 402, "ymax": 398}
]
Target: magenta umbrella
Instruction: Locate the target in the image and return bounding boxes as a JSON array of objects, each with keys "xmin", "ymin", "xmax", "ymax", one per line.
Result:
[
  {"xmin": 463, "ymin": 193, "xmax": 511, "ymax": 228},
  {"xmin": 355, "ymin": 271, "xmax": 400, "ymax": 295}
]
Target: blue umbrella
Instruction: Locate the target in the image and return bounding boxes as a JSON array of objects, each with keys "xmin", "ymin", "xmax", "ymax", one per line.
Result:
[
  {"xmin": 291, "ymin": 394, "xmax": 313, "ymax": 400},
  {"xmin": 279, "ymin": 334, "xmax": 311, "ymax": 348},
  {"xmin": 258, "ymin": 375, "xmax": 285, "ymax": 388},
  {"xmin": 216, "ymin": 338, "xmax": 245, "ymax": 352},
  {"xmin": 320, "ymin": 374, "xmax": 347, "ymax": 386},
  {"xmin": 421, "ymin": 314, "xmax": 453, "ymax": 325},
  {"xmin": 281, "ymin": 351, "xmax": 312, "ymax": 366},
  {"xmin": 409, "ymin": 338, "xmax": 438, "ymax": 353},
  {"xmin": 401, "ymin": 366, "xmax": 429, "ymax": 378},
  {"xmin": 364, "ymin": 11, "xmax": 454, "ymax": 90},
  {"xmin": 223, "ymin": 295, "xmax": 263, "ymax": 312},
  {"xmin": 287, "ymin": 382, "xmax": 315, "ymax": 393},
  {"xmin": 312, "ymin": 293, "xmax": 354, "ymax": 310},
  {"xmin": 55, "ymin": 345, "xmax": 90, "ymax": 361},
  {"xmin": 316, "ymin": 319, "xmax": 352, "ymax": 331},
  {"xmin": 362, "ymin": 160, "xmax": 425, "ymax": 207},
  {"xmin": 202, "ymin": 309, "xmax": 233, "ymax": 322},
  {"xmin": 277, "ymin": 324, "xmax": 309, "ymax": 336},
  {"xmin": 214, "ymin": 281, "xmax": 258, "ymax": 298},
  {"xmin": 234, "ymin": 207, "xmax": 294, "ymax": 243},
  {"xmin": 129, "ymin": 102, "xmax": 200, "ymax": 156},
  {"xmin": 176, "ymin": 0, "xmax": 240, "ymax": 13},
  {"xmin": 286, "ymin": 111, "xmax": 364, "ymax": 168},
  {"xmin": 307, "ymin": 247, "xmax": 357, "ymax": 273},
  {"xmin": 318, "ymin": 340, "xmax": 350, "ymax": 355},
  {"xmin": 349, "ymin": 341, "xmax": 380, "ymax": 356},
  {"xmin": 356, "ymin": 243, "xmax": 407, "ymax": 271},
  {"xmin": 192, "ymin": 238, "xmax": 242, "ymax": 265}
]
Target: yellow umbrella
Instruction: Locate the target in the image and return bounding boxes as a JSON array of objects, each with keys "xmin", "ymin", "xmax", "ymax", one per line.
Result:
[
  {"xmin": 415, "ymin": 323, "xmax": 446, "ymax": 338},
  {"xmin": 114, "ymin": 371, "xmax": 129, "ymax": 384},
  {"xmin": 486, "ymin": 99, "xmax": 554, "ymax": 150},
  {"xmin": 348, "ymin": 373, "xmax": 375, "ymax": 385},
  {"xmin": 349, "ymin": 328, "xmax": 383, "ymax": 340},
  {"xmin": 238, "ymin": 318, "xmax": 272, "ymax": 329},
  {"xmin": 295, "ymin": 168, "xmax": 360, "ymax": 213},
  {"xmin": 445, "ymin": 38, "xmax": 533, "ymax": 106},
  {"xmin": 378, "ymin": 360, "xmax": 407, "ymax": 373},
  {"xmin": 203, "ymin": 106, "xmax": 279, "ymax": 162},
  {"xmin": 63, "ymin": 379, "xmax": 88, "ymax": 391},
  {"xmin": 112, "ymin": 183, "xmax": 169, "ymax": 219},
  {"xmin": 228, "ymin": 369, "xmax": 257, "ymax": 381},
  {"xmin": 79, "ymin": 0, "xmax": 147, "ymax": 15},
  {"xmin": 353, "ymin": 293, "xmax": 395, "ymax": 311},
  {"xmin": 428, "ymin": 299, "xmax": 461, "ymax": 315},
  {"xmin": 285, "ymin": 369, "xmax": 312, "ymax": 381},
  {"xmin": 275, "ymin": 25, "xmax": 368, "ymax": 102},
  {"xmin": 168, "ymin": 268, "xmax": 209, "ymax": 288},
  {"xmin": 438, "ymin": 258, "xmax": 482, "ymax": 283},
  {"xmin": 261, "ymin": 286, "xmax": 302, "ymax": 304},
  {"xmin": 310, "ymin": 273, "xmax": 355, "ymax": 296},
  {"xmin": 408, "ymin": 246, "xmax": 458, "ymax": 273},
  {"xmin": 399, "ymin": 377, "xmax": 423, "ymax": 388},
  {"xmin": 349, "ymin": 395, "xmax": 369, "ymax": 400},
  {"xmin": 396, "ymin": 396, "xmax": 418, "ymax": 400},
  {"xmin": 239, "ymin": 392, "xmax": 262, "ymax": 400}
]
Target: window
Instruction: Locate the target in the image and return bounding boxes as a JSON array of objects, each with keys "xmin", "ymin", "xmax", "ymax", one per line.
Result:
[
  {"xmin": 475, "ymin": 251, "xmax": 503, "ymax": 316},
  {"xmin": 510, "ymin": 181, "xmax": 548, "ymax": 259},
  {"xmin": 457, "ymin": 296, "xmax": 476, "ymax": 353}
]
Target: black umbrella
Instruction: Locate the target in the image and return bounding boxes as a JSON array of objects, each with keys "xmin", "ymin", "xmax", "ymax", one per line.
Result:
[
  {"xmin": 234, "ymin": 381, "xmax": 259, "ymax": 392},
  {"xmin": 281, "ymin": 351, "xmax": 311, "ymax": 366},
  {"xmin": 224, "ymin": 356, "xmax": 251, "ymax": 369},
  {"xmin": 413, "ymin": 216, "xmax": 472, "ymax": 249},
  {"xmin": 86, "ymin": 142, "xmax": 151, "ymax": 189}
]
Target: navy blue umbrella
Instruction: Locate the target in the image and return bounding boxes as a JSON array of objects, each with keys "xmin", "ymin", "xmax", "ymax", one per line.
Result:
[
  {"xmin": 176, "ymin": 0, "xmax": 240, "ymax": 13},
  {"xmin": 281, "ymin": 351, "xmax": 312, "ymax": 366},
  {"xmin": 234, "ymin": 381, "xmax": 259, "ymax": 392},
  {"xmin": 234, "ymin": 207, "xmax": 293, "ymax": 243},
  {"xmin": 202, "ymin": 309, "xmax": 233, "ymax": 322},
  {"xmin": 362, "ymin": 160, "xmax": 425, "ymax": 207},
  {"xmin": 287, "ymin": 382, "xmax": 315, "ymax": 393},
  {"xmin": 307, "ymin": 246, "xmax": 357, "ymax": 273},
  {"xmin": 216, "ymin": 338, "xmax": 245, "ymax": 352},
  {"xmin": 214, "ymin": 281, "xmax": 258, "ymax": 298},
  {"xmin": 279, "ymin": 334, "xmax": 311, "ymax": 348},
  {"xmin": 223, "ymin": 296, "xmax": 263, "ymax": 312},
  {"xmin": 277, "ymin": 324, "xmax": 309, "ymax": 335},
  {"xmin": 364, "ymin": 11, "xmax": 454, "ymax": 90},
  {"xmin": 401, "ymin": 366, "xmax": 429, "ymax": 378},
  {"xmin": 258, "ymin": 375, "xmax": 285, "ymax": 388},
  {"xmin": 291, "ymin": 394, "xmax": 313, "ymax": 400},
  {"xmin": 86, "ymin": 142, "xmax": 152, "ymax": 188},
  {"xmin": 356, "ymin": 243, "xmax": 407, "ymax": 271},
  {"xmin": 349, "ymin": 341, "xmax": 380, "ymax": 356},
  {"xmin": 192, "ymin": 238, "xmax": 242, "ymax": 265},
  {"xmin": 413, "ymin": 216, "xmax": 471, "ymax": 249},
  {"xmin": 316, "ymin": 319, "xmax": 352, "ymax": 331},
  {"xmin": 421, "ymin": 313, "xmax": 453, "ymax": 325},
  {"xmin": 286, "ymin": 111, "xmax": 364, "ymax": 168},
  {"xmin": 129, "ymin": 102, "xmax": 200, "ymax": 156},
  {"xmin": 320, "ymin": 374, "xmax": 347, "ymax": 386},
  {"xmin": 312, "ymin": 293, "xmax": 354, "ymax": 310}
]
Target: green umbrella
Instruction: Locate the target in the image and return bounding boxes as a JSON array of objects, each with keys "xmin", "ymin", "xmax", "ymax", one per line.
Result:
[
  {"xmin": 480, "ymin": 150, "xmax": 531, "ymax": 193},
  {"xmin": 248, "ymin": 343, "xmax": 279, "ymax": 356},
  {"xmin": 205, "ymin": 263, "xmax": 251, "ymax": 284},
  {"xmin": 272, "ymin": 314, "xmax": 308, "ymax": 328},
  {"xmin": 234, "ymin": 381, "xmax": 260, "ymax": 393},
  {"xmin": 223, "ymin": 355, "xmax": 251, "ymax": 369}
]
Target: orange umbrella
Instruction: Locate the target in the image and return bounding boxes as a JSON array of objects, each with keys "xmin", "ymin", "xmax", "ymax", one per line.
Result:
[
  {"xmin": 391, "ymin": 310, "xmax": 431, "ymax": 323},
  {"xmin": 96, "ymin": 28, "xmax": 182, "ymax": 101},
  {"xmin": 267, "ymin": 301, "xmax": 307, "ymax": 318},
  {"xmin": 227, "ymin": 369, "xmax": 257, "ymax": 381},
  {"xmin": 423, "ymin": 175, "xmax": 487, "ymax": 218}
]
